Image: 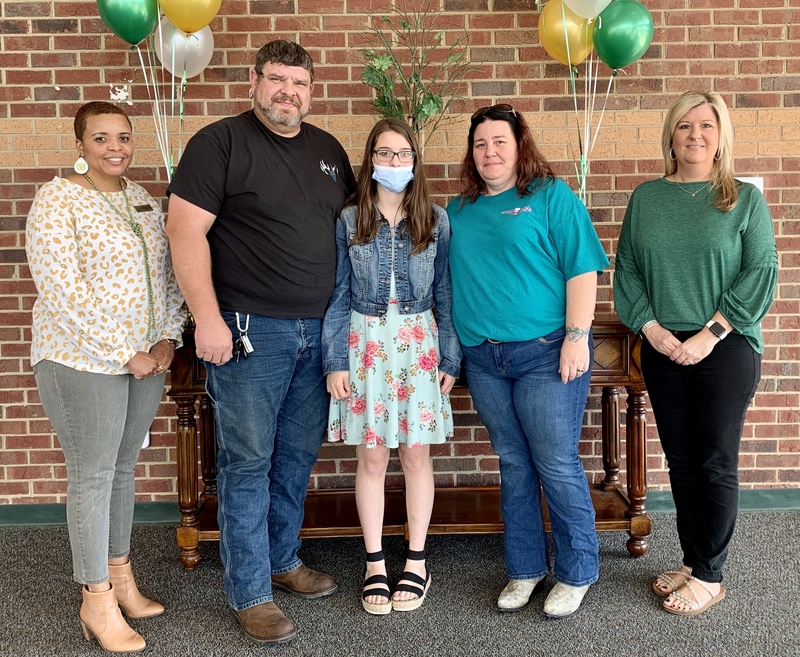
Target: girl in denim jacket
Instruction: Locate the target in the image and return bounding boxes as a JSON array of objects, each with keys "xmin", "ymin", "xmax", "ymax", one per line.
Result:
[{"xmin": 322, "ymin": 118, "xmax": 461, "ymax": 615}]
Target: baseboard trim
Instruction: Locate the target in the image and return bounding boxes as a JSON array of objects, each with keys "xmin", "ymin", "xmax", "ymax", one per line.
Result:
[
  {"xmin": 636, "ymin": 489, "xmax": 800, "ymax": 513},
  {"xmin": 1, "ymin": 489, "xmax": 799, "ymax": 526},
  {"xmin": 0, "ymin": 502, "xmax": 181, "ymax": 527}
]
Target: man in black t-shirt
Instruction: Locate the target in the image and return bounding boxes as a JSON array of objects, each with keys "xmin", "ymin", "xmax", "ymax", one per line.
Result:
[{"xmin": 166, "ymin": 40, "xmax": 355, "ymax": 645}]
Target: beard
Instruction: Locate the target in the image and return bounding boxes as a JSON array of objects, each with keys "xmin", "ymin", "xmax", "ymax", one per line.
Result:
[{"xmin": 260, "ymin": 95, "xmax": 309, "ymax": 128}]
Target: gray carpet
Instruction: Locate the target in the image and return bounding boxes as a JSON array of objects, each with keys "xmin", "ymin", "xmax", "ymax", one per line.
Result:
[{"xmin": 1, "ymin": 512, "xmax": 798, "ymax": 656}]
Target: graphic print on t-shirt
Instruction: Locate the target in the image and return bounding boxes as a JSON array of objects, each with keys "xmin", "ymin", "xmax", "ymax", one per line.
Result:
[
  {"xmin": 501, "ymin": 206, "xmax": 532, "ymax": 216},
  {"xmin": 320, "ymin": 159, "xmax": 340, "ymax": 182}
]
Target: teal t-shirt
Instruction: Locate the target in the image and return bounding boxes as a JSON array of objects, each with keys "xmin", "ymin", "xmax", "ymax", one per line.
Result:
[{"xmin": 447, "ymin": 179, "xmax": 609, "ymax": 347}]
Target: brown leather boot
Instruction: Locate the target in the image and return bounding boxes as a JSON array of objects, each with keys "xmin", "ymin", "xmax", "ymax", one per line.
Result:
[
  {"xmin": 271, "ymin": 564, "xmax": 338, "ymax": 599},
  {"xmin": 108, "ymin": 560, "xmax": 164, "ymax": 619},
  {"xmin": 231, "ymin": 602, "xmax": 296, "ymax": 644},
  {"xmin": 79, "ymin": 585, "xmax": 146, "ymax": 653}
]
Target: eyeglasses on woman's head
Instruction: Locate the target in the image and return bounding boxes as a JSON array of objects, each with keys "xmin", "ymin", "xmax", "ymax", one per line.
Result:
[
  {"xmin": 471, "ymin": 104, "xmax": 517, "ymax": 122},
  {"xmin": 372, "ymin": 149, "xmax": 416, "ymax": 164}
]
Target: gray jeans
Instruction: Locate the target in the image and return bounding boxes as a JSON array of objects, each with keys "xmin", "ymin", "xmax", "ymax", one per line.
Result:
[{"xmin": 34, "ymin": 360, "xmax": 165, "ymax": 585}]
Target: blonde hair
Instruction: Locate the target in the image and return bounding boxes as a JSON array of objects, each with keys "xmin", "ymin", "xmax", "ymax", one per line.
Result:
[{"xmin": 661, "ymin": 90, "xmax": 738, "ymax": 212}]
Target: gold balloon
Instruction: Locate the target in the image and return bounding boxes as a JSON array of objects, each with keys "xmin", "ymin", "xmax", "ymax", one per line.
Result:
[
  {"xmin": 538, "ymin": 0, "xmax": 594, "ymax": 66},
  {"xmin": 158, "ymin": 0, "xmax": 221, "ymax": 34}
]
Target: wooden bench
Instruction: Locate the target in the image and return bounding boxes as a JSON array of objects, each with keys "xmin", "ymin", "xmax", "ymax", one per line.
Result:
[{"xmin": 168, "ymin": 313, "xmax": 651, "ymax": 569}]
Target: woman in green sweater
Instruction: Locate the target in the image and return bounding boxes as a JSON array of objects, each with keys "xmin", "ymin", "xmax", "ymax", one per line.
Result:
[{"xmin": 614, "ymin": 91, "xmax": 777, "ymax": 616}]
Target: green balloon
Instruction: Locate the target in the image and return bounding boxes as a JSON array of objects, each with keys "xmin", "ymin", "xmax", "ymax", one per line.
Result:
[
  {"xmin": 96, "ymin": 0, "xmax": 158, "ymax": 45},
  {"xmin": 592, "ymin": 0, "xmax": 654, "ymax": 70}
]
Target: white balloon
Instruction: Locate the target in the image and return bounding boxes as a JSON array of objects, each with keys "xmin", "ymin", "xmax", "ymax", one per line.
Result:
[
  {"xmin": 153, "ymin": 17, "xmax": 214, "ymax": 79},
  {"xmin": 563, "ymin": 0, "xmax": 613, "ymax": 19}
]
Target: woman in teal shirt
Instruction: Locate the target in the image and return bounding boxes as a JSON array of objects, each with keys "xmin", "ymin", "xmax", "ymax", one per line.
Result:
[
  {"xmin": 448, "ymin": 104, "xmax": 609, "ymax": 619},
  {"xmin": 614, "ymin": 91, "xmax": 777, "ymax": 616}
]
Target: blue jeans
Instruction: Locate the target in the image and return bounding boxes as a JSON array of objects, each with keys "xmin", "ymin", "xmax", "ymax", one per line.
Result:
[
  {"xmin": 34, "ymin": 360, "xmax": 166, "ymax": 584},
  {"xmin": 205, "ymin": 314, "xmax": 329, "ymax": 611},
  {"xmin": 462, "ymin": 328, "xmax": 599, "ymax": 587},
  {"xmin": 642, "ymin": 331, "xmax": 761, "ymax": 583}
]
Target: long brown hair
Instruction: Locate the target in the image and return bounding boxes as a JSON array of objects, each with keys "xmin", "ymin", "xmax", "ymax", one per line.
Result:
[
  {"xmin": 457, "ymin": 104, "xmax": 555, "ymax": 204},
  {"xmin": 662, "ymin": 90, "xmax": 738, "ymax": 212},
  {"xmin": 348, "ymin": 118, "xmax": 436, "ymax": 254}
]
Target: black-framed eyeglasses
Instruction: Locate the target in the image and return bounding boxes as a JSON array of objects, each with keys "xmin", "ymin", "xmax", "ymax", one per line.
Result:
[
  {"xmin": 372, "ymin": 149, "xmax": 416, "ymax": 164},
  {"xmin": 471, "ymin": 103, "xmax": 517, "ymax": 122}
]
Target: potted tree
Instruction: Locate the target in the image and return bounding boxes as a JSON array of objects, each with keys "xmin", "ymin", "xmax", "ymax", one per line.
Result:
[{"xmin": 360, "ymin": 0, "xmax": 475, "ymax": 149}]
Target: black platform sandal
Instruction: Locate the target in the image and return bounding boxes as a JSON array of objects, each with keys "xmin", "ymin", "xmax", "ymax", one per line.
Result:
[
  {"xmin": 362, "ymin": 550, "xmax": 392, "ymax": 615},
  {"xmin": 392, "ymin": 548, "xmax": 431, "ymax": 612}
]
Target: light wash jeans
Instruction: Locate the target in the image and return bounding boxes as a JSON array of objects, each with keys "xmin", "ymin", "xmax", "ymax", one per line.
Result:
[
  {"xmin": 205, "ymin": 313, "xmax": 329, "ymax": 611},
  {"xmin": 462, "ymin": 327, "xmax": 600, "ymax": 587},
  {"xmin": 34, "ymin": 360, "xmax": 165, "ymax": 585}
]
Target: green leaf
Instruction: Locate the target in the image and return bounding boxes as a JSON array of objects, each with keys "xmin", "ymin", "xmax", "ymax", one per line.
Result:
[
  {"xmin": 419, "ymin": 94, "xmax": 443, "ymax": 121},
  {"xmin": 367, "ymin": 54, "xmax": 394, "ymax": 73},
  {"xmin": 362, "ymin": 66, "xmax": 390, "ymax": 88},
  {"xmin": 374, "ymin": 95, "xmax": 404, "ymax": 119}
]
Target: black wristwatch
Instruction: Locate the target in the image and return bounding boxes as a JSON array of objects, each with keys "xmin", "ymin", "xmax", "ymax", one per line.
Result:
[{"xmin": 705, "ymin": 321, "xmax": 728, "ymax": 340}]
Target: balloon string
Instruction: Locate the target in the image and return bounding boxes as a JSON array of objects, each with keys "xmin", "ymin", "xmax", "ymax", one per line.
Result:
[
  {"xmin": 567, "ymin": 66, "xmax": 581, "ymax": 161},
  {"xmin": 177, "ymin": 66, "xmax": 188, "ymax": 170},
  {"xmin": 584, "ymin": 47, "xmax": 594, "ymax": 187},
  {"xmin": 561, "ymin": 1, "xmax": 573, "ymax": 72},
  {"xmin": 588, "ymin": 73, "xmax": 614, "ymax": 157},
  {"xmin": 136, "ymin": 43, "xmax": 171, "ymax": 183},
  {"xmin": 567, "ymin": 60, "xmax": 585, "ymax": 204},
  {"xmin": 583, "ymin": 46, "xmax": 591, "ymax": 202},
  {"xmin": 149, "ymin": 25, "xmax": 171, "ymax": 181},
  {"xmin": 148, "ymin": 29, "xmax": 163, "ymax": 179},
  {"xmin": 157, "ymin": 18, "xmax": 173, "ymax": 181},
  {"xmin": 169, "ymin": 22, "xmax": 179, "ymax": 176}
]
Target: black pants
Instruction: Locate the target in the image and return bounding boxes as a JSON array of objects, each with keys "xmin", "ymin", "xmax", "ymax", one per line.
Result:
[{"xmin": 642, "ymin": 331, "xmax": 761, "ymax": 583}]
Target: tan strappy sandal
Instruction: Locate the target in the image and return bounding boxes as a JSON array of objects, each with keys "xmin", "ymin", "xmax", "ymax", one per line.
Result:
[
  {"xmin": 663, "ymin": 576, "xmax": 726, "ymax": 616},
  {"xmin": 652, "ymin": 565, "xmax": 692, "ymax": 597}
]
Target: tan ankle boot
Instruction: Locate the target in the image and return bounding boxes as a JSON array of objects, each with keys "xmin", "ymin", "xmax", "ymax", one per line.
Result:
[
  {"xmin": 108, "ymin": 561, "xmax": 165, "ymax": 619},
  {"xmin": 80, "ymin": 585, "xmax": 146, "ymax": 653}
]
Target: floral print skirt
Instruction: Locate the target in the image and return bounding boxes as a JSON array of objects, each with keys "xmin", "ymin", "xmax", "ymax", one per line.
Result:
[{"xmin": 327, "ymin": 297, "xmax": 454, "ymax": 449}]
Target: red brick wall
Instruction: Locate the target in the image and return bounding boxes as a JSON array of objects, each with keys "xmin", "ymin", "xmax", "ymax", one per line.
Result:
[{"xmin": 1, "ymin": 0, "xmax": 798, "ymax": 503}]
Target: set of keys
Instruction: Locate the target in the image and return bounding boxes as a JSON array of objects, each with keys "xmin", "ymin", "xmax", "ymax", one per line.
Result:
[{"xmin": 234, "ymin": 312, "xmax": 254, "ymax": 362}]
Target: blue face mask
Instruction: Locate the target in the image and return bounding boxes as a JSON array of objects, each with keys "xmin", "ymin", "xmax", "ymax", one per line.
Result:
[{"xmin": 372, "ymin": 164, "xmax": 414, "ymax": 194}]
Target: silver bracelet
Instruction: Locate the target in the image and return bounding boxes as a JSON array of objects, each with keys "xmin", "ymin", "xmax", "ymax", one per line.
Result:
[{"xmin": 640, "ymin": 320, "xmax": 659, "ymax": 334}]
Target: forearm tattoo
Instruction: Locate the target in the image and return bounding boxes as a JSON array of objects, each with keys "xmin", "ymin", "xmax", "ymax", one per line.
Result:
[{"xmin": 566, "ymin": 325, "xmax": 590, "ymax": 342}]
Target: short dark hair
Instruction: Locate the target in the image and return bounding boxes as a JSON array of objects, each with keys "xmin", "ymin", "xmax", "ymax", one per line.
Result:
[
  {"xmin": 73, "ymin": 101, "xmax": 131, "ymax": 140},
  {"xmin": 254, "ymin": 40, "xmax": 314, "ymax": 82}
]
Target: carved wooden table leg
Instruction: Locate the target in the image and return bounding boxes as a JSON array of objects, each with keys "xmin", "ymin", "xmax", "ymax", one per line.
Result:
[
  {"xmin": 601, "ymin": 386, "xmax": 622, "ymax": 490},
  {"xmin": 175, "ymin": 394, "xmax": 202, "ymax": 570},
  {"xmin": 199, "ymin": 394, "xmax": 217, "ymax": 501},
  {"xmin": 625, "ymin": 385, "xmax": 651, "ymax": 557}
]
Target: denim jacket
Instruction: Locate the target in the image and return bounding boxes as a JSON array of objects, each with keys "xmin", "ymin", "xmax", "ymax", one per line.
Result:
[{"xmin": 322, "ymin": 203, "xmax": 461, "ymax": 378}]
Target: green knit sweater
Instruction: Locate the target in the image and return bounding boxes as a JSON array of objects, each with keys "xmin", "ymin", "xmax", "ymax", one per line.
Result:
[{"xmin": 614, "ymin": 178, "xmax": 777, "ymax": 353}]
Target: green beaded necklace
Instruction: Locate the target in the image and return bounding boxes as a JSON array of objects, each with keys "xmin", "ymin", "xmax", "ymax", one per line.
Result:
[{"xmin": 83, "ymin": 173, "xmax": 157, "ymax": 343}]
